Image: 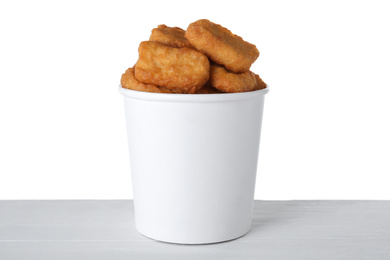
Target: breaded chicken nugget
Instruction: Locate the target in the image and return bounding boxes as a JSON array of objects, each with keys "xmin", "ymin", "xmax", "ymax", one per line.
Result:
[
  {"xmin": 195, "ymin": 82, "xmax": 222, "ymax": 94},
  {"xmin": 254, "ymin": 74, "xmax": 267, "ymax": 90},
  {"xmin": 209, "ymin": 65, "xmax": 266, "ymax": 93},
  {"xmin": 149, "ymin": 25, "xmax": 192, "ymax": 48},
  {"xmin": 135, "ymin": 41, "xmax": 210, "ymax": 94},
  {"xmin": 121, "ymin": 67, "xmax": 173, "ymax": 93},
  {"xmin": 185, "ymin": 19, "xmax": 259, "ymax": 73}
]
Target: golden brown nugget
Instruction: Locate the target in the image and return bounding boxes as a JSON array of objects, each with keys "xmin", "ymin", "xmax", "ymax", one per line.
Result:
[
  {"xmin": 185, "ymin": 19, "xmax": 259, "ymax": 73},
  {"xmin": 135, "ymin": 41, "xmax": 210, "ymax": 94},
  {"xmin": 121, "ymin": 67, "xmax": 173, "ymax": 93},
  {"xmin": 195, "ymin": 82, "xmax": 222, "ymax": 94},
  {"xmin": 254, "ymin": 74, "xmax": 267, "ymax": 90},
  {"xmin": 209, "ymin": 65, "xmax": 266, "ymax": 93},
  {"xmin": 149, "ymin": 25, "xmax": 192, "ymax": 48}
]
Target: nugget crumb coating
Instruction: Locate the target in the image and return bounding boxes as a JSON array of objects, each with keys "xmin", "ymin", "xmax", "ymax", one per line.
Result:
[
  {"xmin": 121, "ymin": 67, "xmax": 173, "ymax": 93},
  {"xmin": 135, "ymin": 41, "xmax": 210, "ymax": 94},
  {"xmin": 209, "ymin": 65, "xmax": 266, "ymax": 93},
  {"xmin": 185, "ymin": 19, "xmax": 259, "ymax": 73},
  {"xmin": 254, "ymin": 74, "xmax": 267, "ymax": 90},
  {"xmin": 149, "ymin": 25, "xmax": 193, "ymax": 48},
  {"xmin": 195, "ymin": 82, "xmax": 222, "ymax": 94}
]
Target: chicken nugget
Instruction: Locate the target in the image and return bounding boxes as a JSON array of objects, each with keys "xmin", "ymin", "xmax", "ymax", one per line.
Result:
[
  {"xmin": 254, "ymin": 74, "xmax": 267, "ymax": 90},
  {"xmin": 135, "ymin": 41, "xmax": 210, "ymax": 94},
  {"xmin": 209, "ymin": 65, "xmax": 266, "ymax": 93},
  {"xmin": 195, "ymin": 82, "xmax": 222, "ymax": 94},
  {"xmin": 185, "ymin": 19, "xmax": 259, "ymax": 73},
  {"xmin": 121, "ymin": 67, "xmax": 173, "ymax": 93},
  {"xmin": 149, "ymin": 25, "xmax": 192, "ymax": 48}
]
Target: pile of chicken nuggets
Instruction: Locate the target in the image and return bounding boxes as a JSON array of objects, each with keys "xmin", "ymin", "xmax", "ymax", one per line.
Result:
[{"xmin": 121, "ymin": 19, "xmax": 266, "ymax": 94}]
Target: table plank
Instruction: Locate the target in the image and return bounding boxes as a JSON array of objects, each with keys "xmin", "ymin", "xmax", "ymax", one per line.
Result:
[{"xmin": 1, "ymin": 200, "xmax": 390, "ymax": 259}]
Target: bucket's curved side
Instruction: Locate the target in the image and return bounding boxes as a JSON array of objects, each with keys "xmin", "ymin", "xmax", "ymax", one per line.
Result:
[{"xmin": 122, "ymin": 92, "xmax": 266, "ymax": 244}]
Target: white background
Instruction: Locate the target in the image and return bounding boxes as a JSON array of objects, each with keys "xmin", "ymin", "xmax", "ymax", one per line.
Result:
[{"xmin": 1, "ymin": 0, "xmax": 389, "ymax": 200}]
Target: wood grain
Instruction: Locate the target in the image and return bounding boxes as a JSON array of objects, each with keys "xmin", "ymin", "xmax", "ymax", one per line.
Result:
[{"xmin": 1, "ymin": 200, "xmax": 389, "ymax": 259}]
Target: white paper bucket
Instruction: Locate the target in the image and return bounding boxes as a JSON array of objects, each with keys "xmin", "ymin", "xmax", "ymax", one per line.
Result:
[{"xmin": 119, "ymin": 86, "xmax": 269, "ymax": 244}]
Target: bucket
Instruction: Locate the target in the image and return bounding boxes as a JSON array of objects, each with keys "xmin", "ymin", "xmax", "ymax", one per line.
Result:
[{"xmin": 119, "ymin": 86, "xmax": 268, "ymax": 244}]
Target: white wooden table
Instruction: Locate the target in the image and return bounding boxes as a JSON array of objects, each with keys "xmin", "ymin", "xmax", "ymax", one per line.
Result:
[{"xmin": 1, "ymin": 200, "xmax": 389, "ymax": 259}]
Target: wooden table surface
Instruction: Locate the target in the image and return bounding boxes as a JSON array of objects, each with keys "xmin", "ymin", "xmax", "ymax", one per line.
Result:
[{"xmin": 1, "ymin": 200, "xmax": 390, "ymax": 259}]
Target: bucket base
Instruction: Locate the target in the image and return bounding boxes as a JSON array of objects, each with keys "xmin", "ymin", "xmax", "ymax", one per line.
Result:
[{"xmin": 135, "ymin": 225, "xmax": 251, "ymax": 245}]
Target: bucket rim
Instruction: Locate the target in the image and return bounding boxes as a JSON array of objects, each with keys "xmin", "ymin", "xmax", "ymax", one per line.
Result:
[{"xmin": 118, "ymin": 85, "xmax": 269, "ymax": 103}]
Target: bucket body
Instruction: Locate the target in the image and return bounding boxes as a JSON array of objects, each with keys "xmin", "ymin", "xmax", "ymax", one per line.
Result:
[{"xmin": 120, "ymin": 87, "xmax": 268, "ymax": 244}]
